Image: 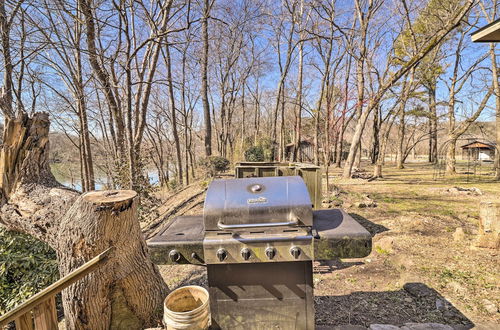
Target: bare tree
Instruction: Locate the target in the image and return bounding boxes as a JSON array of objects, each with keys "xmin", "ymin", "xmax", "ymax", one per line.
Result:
[
  {"xmin": 444, "ymin": 21, "xmax": 492, "ymax": 174},
  {"xmin": 201, "ymin": 0, "xmax": 213, "ymax": 156},
  {"xmin": 478, "ymin": 0, "xmax": 500, "ymax": 179},
  {"xmin": 342, "ymin": 0, "xmax": 474, "ymax": 178}
]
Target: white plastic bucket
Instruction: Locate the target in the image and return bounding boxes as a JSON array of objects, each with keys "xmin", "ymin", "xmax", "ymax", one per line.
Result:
[{"xmin": 163, "ymin": 285, "xmax": 210, "ymax": 330}]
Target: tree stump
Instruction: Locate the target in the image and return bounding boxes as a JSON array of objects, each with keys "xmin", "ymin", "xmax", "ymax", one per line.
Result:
[
  {"xmin": 474, "ymin": 200, "xmax": 500, "ymax": 249},
  {"xmin": 57, "ymin": 190, "xmax": 168, "ymax": 329}
]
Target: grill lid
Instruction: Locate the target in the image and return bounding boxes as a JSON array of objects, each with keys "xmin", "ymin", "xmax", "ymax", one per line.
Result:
[{"xmin": 204, "ymin": 176, "xmax": 313, "ymax": 231}]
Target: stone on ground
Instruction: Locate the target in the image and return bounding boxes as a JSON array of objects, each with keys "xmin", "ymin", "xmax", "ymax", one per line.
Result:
[
  {"xmin": 401, "ymin": 323, "xmax": 454, "ymax": 330},
  {"xmin": 369, "ymin": 325, "xmax": 400, "ymax": 330},
  {"xmin": 453, "ymin": 227, "xmax": 465, "ymax": 241},
  {"xmin": 375, "ymin": 236, "xmax": 395, "ymax": 253}
]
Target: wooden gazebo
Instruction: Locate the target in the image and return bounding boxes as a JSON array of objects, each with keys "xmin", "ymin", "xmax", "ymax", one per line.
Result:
[{"xmin": 461, "ymin": 140, "xmax": 496, "ymax": 161}]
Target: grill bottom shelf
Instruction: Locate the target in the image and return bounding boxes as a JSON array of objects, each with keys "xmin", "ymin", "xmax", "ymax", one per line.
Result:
[{"xmin": 207, "ymin": 261, "xmax": 314, "ymax": 330}]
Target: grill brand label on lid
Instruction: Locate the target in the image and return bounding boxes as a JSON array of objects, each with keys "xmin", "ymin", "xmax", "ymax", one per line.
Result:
[{"xmin": 247, "ymin": 196, "xmax": 268, "ymax": 204}]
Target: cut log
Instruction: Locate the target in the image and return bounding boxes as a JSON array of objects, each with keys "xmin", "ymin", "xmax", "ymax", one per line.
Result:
[
  {"xmin": 474, "ymin": 200, "xmax": 500, "ymax": 249},
  {"xmin": 57, "ymin": 190, "xmax": 168, "ymax": 329}
]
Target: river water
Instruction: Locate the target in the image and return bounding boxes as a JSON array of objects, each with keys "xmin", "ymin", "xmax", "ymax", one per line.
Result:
[{"xmin": 61, "ymin": 171, "xmax": 160, "ymax": 192}]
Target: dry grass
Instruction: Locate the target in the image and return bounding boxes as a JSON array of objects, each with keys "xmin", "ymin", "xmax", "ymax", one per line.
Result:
[
  {"xmin": 158, "ymin": 162, "xmax": 499, "ymax": 327},
  {"xmin": 317, "ymin": 161, "xmax": 499, "ymax": 327}
]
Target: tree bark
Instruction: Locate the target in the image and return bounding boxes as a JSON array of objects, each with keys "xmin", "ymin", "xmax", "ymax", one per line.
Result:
[
  {"xmin": 0, "ymin": 0, "xmax": 14, "ymax": 118},
  {"xmin": 201, "ymin": 0, "xmax": 212, "ymax": 157},
  {"xmin": 428, "ymin": 83, "xmax": 438, "ymax": 164},
  {"xmin": 395, "ymin": 106, "xmax": 405, "ymax": 169},
  {"xmin": 58, "ymin": 190, "xmax": 168, "ymax": 329},
  {"xmin": 445, "ymin": 138, "xmax": 457, "ymax": 174},
  {"xmin": 373, "ymin": 113, "xmax": 398, "ymax": 178},
  {"xmin": 371, "ymin": 106, "xmax": 380, "ymax": 165},
  {"xmin": 78, "ymin": 0, "xmax": 126, "ymax": 164},
  {"xmin": 293, "ymin": 37, "xmax": 304, "ymax": 162},
  {"xmin": 0, "ymin": 113, "xmax": 58, "ymax": 201},
  {"xmin": 165, "ymin": 39, "xmax": 183, "ymax": 185},
  {"xmin": 489, "ymin": 43, "xmax": 500, "ymax": 180}
]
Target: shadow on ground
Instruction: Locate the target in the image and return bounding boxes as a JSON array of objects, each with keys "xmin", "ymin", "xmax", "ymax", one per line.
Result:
[
  {"xmin": 314, "ymin": 259, "xmax": 364, "ymax": 273},
  {"xmin": 315, "ymin": 282, "xmax": 474, "ymax": 328},
  {"xmin": 349, "ymin": 213, "xmax": 389, "ymax": 236}
]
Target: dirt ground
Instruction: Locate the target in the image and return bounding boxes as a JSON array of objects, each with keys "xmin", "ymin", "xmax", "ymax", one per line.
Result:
[{"xmin": 157, "ymin": 162, "xmax": 499, "ymax": 328}]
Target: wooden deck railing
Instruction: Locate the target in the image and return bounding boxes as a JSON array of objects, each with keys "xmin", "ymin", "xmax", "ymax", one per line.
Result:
[{"xmin": 0, "ymin": 247, "xmax": 114, "ymax": 330}]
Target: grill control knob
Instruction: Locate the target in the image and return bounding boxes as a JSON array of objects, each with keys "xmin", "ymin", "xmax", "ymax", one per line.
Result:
[
  {"xmin": 241, "ymin": 248, "xmax": 251, "ymax": 260},
  {"xmin": 265, "ymin": 247, "xmax": 276, "ymax": 260},
  {"xmin": 290, "ymin": 246, "xmax": 301, "ymax": 259},
  {"xmin": 216, "ymin": 248, "xmax": 228, "ymax": 262},
  {"xmin": 169, "ymin": 250, "xmax": 181, "ymax": 263}
]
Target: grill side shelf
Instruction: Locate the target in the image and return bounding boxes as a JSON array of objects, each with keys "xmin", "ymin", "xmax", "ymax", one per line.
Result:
[
  {"xmin": 147, "ymin": 216, "xmax": 204, "ymax": 265},
  {"xmin": 146, "ymin": 209, "xmax": 373, "ymax": 265},
  {"xmin": 312, "ymin": 209, "xmax": 372, "ymax": 259}
]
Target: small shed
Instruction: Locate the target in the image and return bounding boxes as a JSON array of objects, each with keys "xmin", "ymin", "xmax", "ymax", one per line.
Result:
[
  {"xmin": 285, "ymin": 139, "xmax": 314, "ymax": 162},
  {"xmin": 461, "ymin": 141, "xmax": 496, "ymax": 161}
]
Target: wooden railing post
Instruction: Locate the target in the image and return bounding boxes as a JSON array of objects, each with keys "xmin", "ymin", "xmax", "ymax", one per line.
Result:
[
  {"xmin": 0, "ymin": 247, "xmax": 113, "ymax": 329},
  {"xmin": 33, "ymin": 297, "xmax": 58, "ymax": 330},
  {"xmin": 14, "ymin": 312, "xmax": 33, "ymax": 330}
]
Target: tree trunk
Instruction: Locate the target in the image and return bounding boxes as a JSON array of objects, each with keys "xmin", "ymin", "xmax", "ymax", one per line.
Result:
[
  {"xmin": 0, "ymin": 113, "xmax": 58, "ymax": 201},
  {"xmin": 165, "ymin": 40, "xmax": 183, "ymax": 185},
  {"xmin": 279, "ymin": 86, "xmax": 286, "ymax": 161},
  {"xmin": 293, "ymin": 38, "xmax": 304, "ymax": 162},
  {"xmin": 396, "ymin": 107, "xmax": 405, "ymax": 169},
  {"xmin": 342, "ymin": 53, "xmax": 367, "ymax": 178},
  {"xmin": 445, "ymin": 137, "xmax": 457, "ymax": 175},
  {"xmin": 371, "ymin": 106, "xmax": 380, "ymax": 164},
  {"xmin": 201, "ymin": 0, "xmax": 212, "ymax": 157},
  {"xmin": 489, "ymin": 43, "xmax": 500, "ymax": 180},
  {"xmin": 335, "ymin": 127, "xmax": 345, "ymax": 168},
  {"xmin": 342, "ymin": 111, "xmax": 367, "ymax": 178},
  {"xmin": 58, "ymin": 190, "xmax": 168, "ymax": 329},
  {"xmin": 0, "ymin": 0, "xmax": 14, "ymax": 118},
  {"xmin": 78, "ymin": 0, "xmax": 126, "ymax": 165},
  {"xmin": 355, "ymin": 141, "xmax": 362, "ymax": 168},
  {"xmin": 314, "ymin": 111, "xmax": 320, "ymax": 165},
  {"xmin": 428, "ymin": 84, "xmax": 438, "ymax": 163},
  {"xmin": 253, "ymin": 81, "xmax": 260, "ymax": 144},
  {"xmin": 314, "ymin": 72, "xmax": 328, "ymax": 166},
  {"xmin": 373, "ymin": 129, "xmax": 389, "ymax": 178}
]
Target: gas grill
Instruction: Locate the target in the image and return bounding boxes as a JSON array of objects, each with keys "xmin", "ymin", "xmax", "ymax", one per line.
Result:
[{"xmin": 148, "ymin": 176, "xmax": 372, "ymax": 329}]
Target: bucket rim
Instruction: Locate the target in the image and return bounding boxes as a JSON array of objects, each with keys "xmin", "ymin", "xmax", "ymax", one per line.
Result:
[{"xmin": 164, "ymin": 285, "xmax": 209, "ymax": 316}]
